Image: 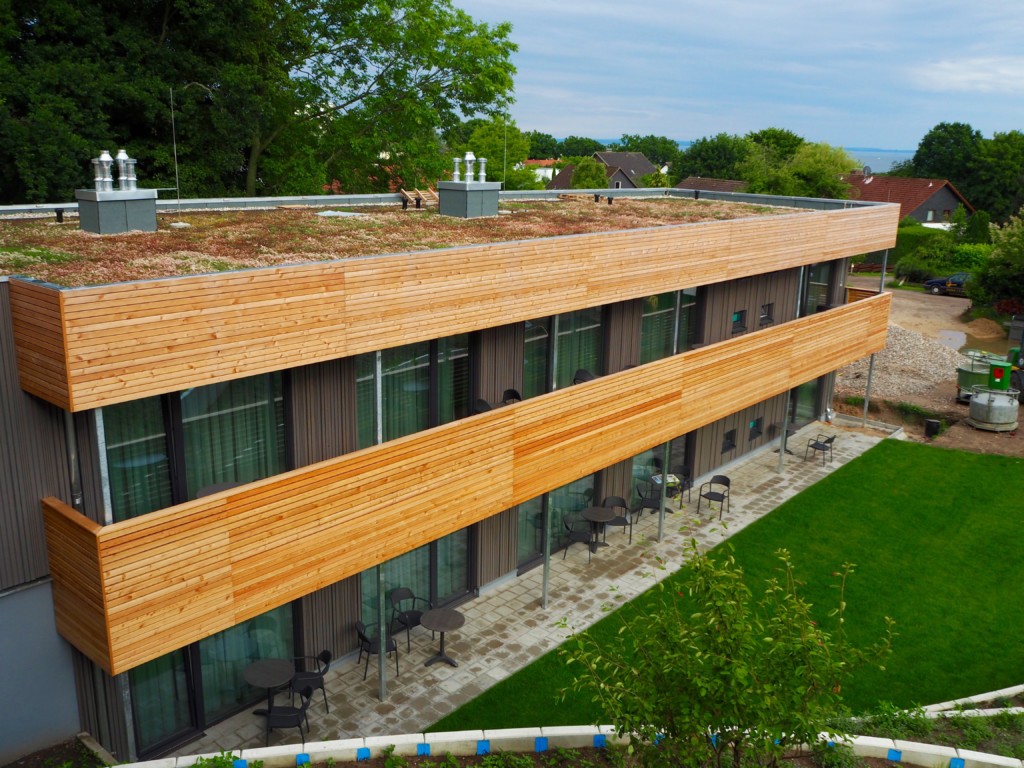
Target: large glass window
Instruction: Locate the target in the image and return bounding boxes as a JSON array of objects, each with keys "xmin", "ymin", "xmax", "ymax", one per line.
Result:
[
  {"xmin": 524, "ymin": 309, "xmax": 605, "ymax": 396},
  {"xmin": 103, "ymin": 397, "xmax": 173, "ymax": 521},
  {"xmin": 640, "ymin": 288, "xmax": 699, "ymax": 365},
  {"xmin": 516, "ymin": 474, "xmax": 596, "ymax": 568},
  {"xmin": 803, "ymin": 263, "xmax": 833, "ymax": 316},
  {"xmin": 102, "ymin": 372, "xmax": 285, "ymax": 522},
  {"xmin": 182, "ymin": 374, "xmax": 285, "ymax": 499},
  {"xmin": 356, "ymin": 334, "xmax": 470, "ymax": 449},
  {"xmin": 128, "ymin": 651, "xmax": 192, "ymax": 754},
  {"xmin": 523, "ymin": 319, "xmax": 551, "ymax": 399}
]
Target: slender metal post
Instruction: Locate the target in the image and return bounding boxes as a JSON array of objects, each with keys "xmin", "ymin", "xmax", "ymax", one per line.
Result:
[
  {"xmin": 376, "ymin": 565, "xmax": 387, "ymax": 700},
  {"xmin": 776, "ymin": 389, "xmax": 792, "ymax": 473},
  {"xmin": 657, "ymin": 442, "xmax": 669, "ymax": 541},
  {"xmin": 541, "ymin": 503, "xmax": 551, "ymax": 608},
  {"xmin": 862, "ymin": 249, "xmax": 888, "ymax": 427}
]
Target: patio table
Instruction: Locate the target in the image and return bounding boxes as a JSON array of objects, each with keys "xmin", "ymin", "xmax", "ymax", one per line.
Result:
[
  {"xmin": 420, "ymin": 607, "xmax": 465, "ymax": 667},
  {"xmin": 581, "ymin": 506, "xmax": 615, "ymax": 552},
  {"xmin": 243, "ymin": 657, "xmax": 294, "ymax": 715}
]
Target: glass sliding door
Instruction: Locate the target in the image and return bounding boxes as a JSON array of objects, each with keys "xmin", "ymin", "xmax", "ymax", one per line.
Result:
[
  {"xmin": 436, "ymin": 334, "xmax": 470, "ymax": 425},
  {"xmin": 128, "ymin": 650, "xmax": 193, "ymax": 755},
  {"xmin": 802, "ymin": 263, "xmax": 833, "ymax": 316},
  {"xmin": 522, "ymin": 319, "xmax": 551, "ymax": 399},
  {"xmin": 553, "ymin": 308, "xmax": 604, "ymax": 390},
  {"xmin": 640, "ymin": 292, "xmax": 676, "ymax": 364},
  {"xmin": 181, "ymin": 373, "xmax": 285, "ymax": 499},
  {"xmin": 102, "ymin": 396, "xmax": 173, "ymax": 522}
]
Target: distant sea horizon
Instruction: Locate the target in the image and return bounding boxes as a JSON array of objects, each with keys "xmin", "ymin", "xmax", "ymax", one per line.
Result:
[{"xmin": 589, "ymin": 139, "xmax": 915, "ymax": 174}]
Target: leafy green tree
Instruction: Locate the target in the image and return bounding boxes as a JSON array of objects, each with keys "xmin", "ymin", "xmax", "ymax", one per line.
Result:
[
  {"xmin": 568, "ymin": 156, "xmax": 608, "ymax": 189},
  {"xmin": 442, "ymin": 118, "xmax": 489, "ymax": 155},
  {"xmin": 460, "ymin": 117, "xmax": 542, "ymax": 190},
  {"xmin": 912, "ymin": 121, "xmax": 983, "ymax": 183},
  {"xmin": 0, "ymin": 0, "xmax": 517, "ymax": 202},
  {"xmin": 966, "ymin": 131, "xmax": 1024, "ymax": 223},
  {"xmin": 559, "ymin": 136, "xmax": 606, "ymax": 157},
  {"xmin": 746, "ymin": 127, "xmax": 805, "ymax": 162},
  {"xmin": 971, "ymin": 208, "xmax": 1024, "ymax": 306},
  {"xmin": 638, "ymin": 170, "xmax": 669, "ymax": 188},
  {"xmin": 673, "ymin": 133, "xmax": 751, "ymax": 183},
  {"xmin": 609, "ymin": 134, "xmax": 681, "ymax": 168},
  {"xmin": 525, "ymin": 130, "xmax": 559, "ymax": 159},
  {"xmin": 786, "ymin": 142, "xmax": 858, "ymax": 198},
  {"xmin": 562, "ymin": 544, "xmax": 893, "ymax": 768}
]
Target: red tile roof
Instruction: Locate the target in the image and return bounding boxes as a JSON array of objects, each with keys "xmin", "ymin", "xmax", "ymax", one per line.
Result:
[{"xmin": 842, "ymin": 173, "xmax": 973, "ymax": 218}]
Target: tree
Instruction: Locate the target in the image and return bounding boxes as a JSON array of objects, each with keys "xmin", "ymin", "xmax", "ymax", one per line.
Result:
[
  {"xmin": 0, "ymin": 0, "xmax": 517, "ymax": 202},
  {"xmin": 609, "ymin": 134, "xmax": 681, "ymax": 168},
  {"xmin": 563, "ymin": 544, "xmax": 893, "ymax": 768},
  {"xmin": 460, "ymin": 117, "xmax": 543, "ymax": 190},
  {"xmin": 912, "ymin": 121, "xmax": 983, "ymax": 184},
  {"xmin": 568, "ymin": 156, "xmax": 608, "ymax": 189},
  {"xmin": 673, "ymin": 133, "xmax": 751, "ymax": 184},
  {"xmin": 525, "ymin": 130, "xmax": 559, "ymax": 159},
  {"xmin": 742, "ymin": 142, "xmax": 857, "ymax": 199},
  {"xmin": 638, "ymin": 170, "xmax": 669, "ymax": 188},
  {"xmin": 971, "ymin": 208, "xmax": 1024, "ymax": 307},
  {"xmin": 966, "ymin": 131, "xmax": 1024, "ymax": 223},
  {"xmin": 559, "ymin": 135, "xmax": 606, "ymax": 157},
  {"xmin": 746, "ymin": 128, "xmax": 805, "ymax": 163}
]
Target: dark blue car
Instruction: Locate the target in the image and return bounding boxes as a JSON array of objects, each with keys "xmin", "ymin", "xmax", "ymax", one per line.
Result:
[{"xmin": 924, "ymin": 271, "xmax": 970, "ymax": 296}]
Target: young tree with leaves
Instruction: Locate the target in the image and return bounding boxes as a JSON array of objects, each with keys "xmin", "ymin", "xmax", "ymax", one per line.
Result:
[
  {"xmin": 562, "ymin": 544, "xmax": 893, "ymax": 768},
  {"xmin": 567, "ymin": 156, "xmax": 609, "ymax": 189}
]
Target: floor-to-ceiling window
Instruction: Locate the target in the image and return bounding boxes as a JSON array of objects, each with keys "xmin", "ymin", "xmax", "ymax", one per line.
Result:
[
  {"xmin": 640, "ymin": 288, "xmax": 699, "ymax": 364},
  {"xmin": 355, "ymin": 334, "xmax": 470, "ymax": 449},
  {"xmin": 516, "ymin": 473, "xmax": 596, "ymax": 569},
  {"xmin": 801, "ymin": 263, "xmax": 833, "ymax": 316},
  {"xmin": 523, "ymin": 308, "xmax": 605, "ymax": 397},
  {"xmin": 100, "ymin": 372, "xmax": 286, "ymax": 522}
]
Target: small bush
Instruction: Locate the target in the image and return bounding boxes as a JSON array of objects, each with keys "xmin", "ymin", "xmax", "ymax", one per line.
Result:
[
  {"xmin": 893, "ymin": 255, "xmax": 935, "ymax": 283},
  {"xmin": 811, "ymin": 741, "xmax": 865, "ymax": 768},
  {"xmin": 946, "ymin": 711, "xmax": 992, "ymax": 749},
  {"xmin": 861, "ymin": 702, "xmax": 932, "ymax": 739}
]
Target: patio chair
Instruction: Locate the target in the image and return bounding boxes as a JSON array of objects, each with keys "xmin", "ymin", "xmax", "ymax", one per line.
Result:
[
  {"xmin": 697, "ymin": 475, "xmax": 731, "ymax": 520},
  {"xmin": 290, "ymin": 649, "xmax": 331, "ymax": 713},
  {"xmin": 672, "ymin": 465, "xmax": 694, "ymax": 503},
  {"xmin": 561, "ymin": 514, "xmax": 592, "ymax": 562},
  {"xmin": 805, "ymin": 434, "xmax": 836, "ymax": 465},
  {"xmin": 265, "ymin": 685, "xmax": 313, "ymax": 747},
  {"xmin": 633, "ymin": 480, "xmax": 662, "ymax": 520},
  {"xmin": 601, "ymin": 495, "xmax": 632, "ymax": 543},
  {"xmin": 389, "ymin": 587, "xmax": 432, "ymax": 652},
  {"xmin": 355, "ymin": 621, "xmax": 399, "ymax": 681}
]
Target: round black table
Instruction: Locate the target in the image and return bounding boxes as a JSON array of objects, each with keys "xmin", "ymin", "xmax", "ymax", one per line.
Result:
[
  {"xmin": 581, "ymin": 506, "xmax": 615, "ymax": 552},
  {"xmin": 420, "ymin": 608, "xmax": 465, "ymax": 667},
  {"xmin": 243, "ymin": 657, "xmax": 294, "ymax": 714}
]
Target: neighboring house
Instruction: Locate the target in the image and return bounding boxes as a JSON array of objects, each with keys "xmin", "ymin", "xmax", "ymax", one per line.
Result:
[
  {"xmin": 675, "ymin": 176, "xmax": 749, "ymax": 194},
  {"xmin": 842, "ymin": 172, "xmax": 973, "ymax": 224},
  {"xmin": 546, "ymin": 151, "xmax": 658, "ymax": 190},
  {"xmin": 0, "ymin": 190, "xmax": 897, "ymax": 763},
  {"xmin": 523, "ymin": 158, "xmax": 557, "ymax": 183}
]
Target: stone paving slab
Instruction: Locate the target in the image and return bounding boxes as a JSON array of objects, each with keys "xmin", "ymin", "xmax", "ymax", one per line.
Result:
[{"xmin": 191, "ymin": 420, "xmax": 894, "ymax": 754}]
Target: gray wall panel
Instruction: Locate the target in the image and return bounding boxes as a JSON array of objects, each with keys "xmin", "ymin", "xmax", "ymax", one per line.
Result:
[
  {"xmin": 0, "ymin": 279, "xmax": 72, "ymax": 589},
  {"xmin": 0, "ymin": 581, "xmax": 80, "ymax": 763},
  {"xmin": 476, "ymin": 508, "xmax": 518, "ymax": 586}
]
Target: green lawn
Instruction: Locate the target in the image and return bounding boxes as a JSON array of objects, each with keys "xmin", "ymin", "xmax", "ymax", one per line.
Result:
[{"xmin": 430, "ymin": 440, "xmax": 1024, "ymax": 731}]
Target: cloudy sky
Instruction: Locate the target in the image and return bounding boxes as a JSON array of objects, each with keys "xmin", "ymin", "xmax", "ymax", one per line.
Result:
[{"xmin": 467, "ymin": 0, "xmax": 1024, "ymax": 150}]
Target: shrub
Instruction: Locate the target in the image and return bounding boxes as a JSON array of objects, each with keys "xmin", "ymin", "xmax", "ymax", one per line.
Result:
[
  {"xmin": 811, "ymin": 741, "xmax": 865, "ymax": 768},
  {"xmin": 893, "ymin": 256, "xmax": 934, "ymax": 283},
  {"xmin": 861, "ymin": 702, "xmax": 932, "ymax": 739}
]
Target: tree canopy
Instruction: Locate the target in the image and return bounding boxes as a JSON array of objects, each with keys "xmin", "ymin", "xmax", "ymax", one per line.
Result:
[
  {"xmin": 559, "ymin": 135, "xmax": 606, "ymax": 157},
  {"xmin": 525, "ymin": 130, "xmax": 559, "ymax": 159},
  {"xmin": 608, "ymin": 133, "xmax": 681, "ymax": 168},
  {"xmin": 0, "ymin": 0, "xmax": 517, "ymax": 202},
  {"xmin": 673, "ymin": 133, "xmax": 751, "ymax": 183},
  {"xmin": 458, "ymin": 117, "xmax": 543, "ymax": 190},
  {"xmin": 567, "ymin": 156, "xmax": 608, "ymax": 189}
]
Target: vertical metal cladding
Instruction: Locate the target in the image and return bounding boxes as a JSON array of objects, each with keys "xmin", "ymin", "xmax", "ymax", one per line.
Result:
[
  {"xmin": 299, "ymin": 576, "xmax": 362, "ymax": 660},
  {"xmin": 0, "ymin": 279, "xmax": 72, "ymax": 589},
  {"xmin": 289, "ymin": 357, "xmax": 358, "ymax": 466}
]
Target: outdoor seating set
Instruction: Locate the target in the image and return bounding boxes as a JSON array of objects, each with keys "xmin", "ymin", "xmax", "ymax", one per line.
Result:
[{"xmin": 245, "ymin": 587, "xmax": 465, "ymax": 746}]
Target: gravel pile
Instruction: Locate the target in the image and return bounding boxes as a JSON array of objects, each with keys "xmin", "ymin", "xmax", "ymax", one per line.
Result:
[{"xmin": 835, "ymin": 324, "xmax": 966, "ymax": 400}]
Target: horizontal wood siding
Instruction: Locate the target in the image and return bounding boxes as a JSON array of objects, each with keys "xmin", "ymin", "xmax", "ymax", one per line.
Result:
[
  {"xmin": 11, "ymin": 205, "xmax": 898, "ymax": 412},
  {"xmin": 42, "ymin": 499, "xmax": 110, "ymax": 670},
  {"xmin": 42, "ymin": 292, "xmax": 890, "ymax": 674},
  {"xmin": 847, "ymin": 287, "xmax": 879, "ymax": 302}
]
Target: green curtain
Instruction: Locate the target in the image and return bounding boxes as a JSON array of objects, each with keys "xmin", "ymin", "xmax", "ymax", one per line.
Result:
[
  {"xmin": 640, "ymin": 292, "xmax": 676, "ymax": 364},
  {"xmin": 553, "ymin": 308, "xmax": 604, "ymax": 389},
  {"xmin": 381, "ymin": 342, "xmax": 430, "ymax": 442},
  {"xmin": 522, "ymin": 318, "xmax": 551, "ymax": 399},
  {"xmin": 181, "ymin": 373, "xmax": 285, "ymax": 499},
  {"xmin": 355, "ymin": 352, "xmax": 379, "ymax": 450},
  {"xmin": 677, "ymin": 288, "xmax": 699, "ymax": 351},
  {"xmin": 102, "ymin": 396, "xmax": 173, "ymax": 522},
  {"xmin": 198, "ymin": 604, "xmax": 293, "ymax": 722},
  {"xmin": 360, "ymin": 545, "xmax": 430, "ymax": 630},
  {"xmin": 128, "ymin": 650, "xmax": 191, "ymax": 753},
  {"xmin": 436, "ymin": 334, "xmax": 470, "ymax": 425}
]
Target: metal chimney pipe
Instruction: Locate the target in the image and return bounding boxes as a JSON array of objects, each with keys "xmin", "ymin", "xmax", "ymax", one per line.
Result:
[
  {"xmin": 125, "ymin": 158, "xmax": 138, "ymax": 190},
  {"xmin": 463, "ymin": 151, "xmax": 475, "ymax": 181},
  {"xmin": 97, "ymin": 150, "xmax": 114, "ymax": 192},
  {"xmin": 477, "ymin": 157, "xmax": 487, "ymax": 182},
  {"xmin": 452, "ymin": 157, "xmax": 462, "ymax": 182},
  {"xmin": 92, "ymin": 158, "xmax": 103, "ymax": 191},
  {"xmin": 115, "ymin": 149, "xmax": 129, "ymax": 190}
]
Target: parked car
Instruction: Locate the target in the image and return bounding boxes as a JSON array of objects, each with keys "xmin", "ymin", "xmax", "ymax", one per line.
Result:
[{"xmin": 924, "ymin": 271, "xmax": 971, "ymax": 296}]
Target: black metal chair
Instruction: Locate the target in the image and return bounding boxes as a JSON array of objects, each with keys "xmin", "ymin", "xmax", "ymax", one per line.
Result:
[
  {"xmin": 389, "ymin": 587, "xmax": 432, "ymax": 652},
  {"xmin": 290, "ymin": 649, "xmax": 331, "ymax": 712},
  {"xmin": 601, "ymin": 495, "xmax": 632, "ymax": 543},
  {"xmin": 634, "ymin": 480, "xmax": 662, "ymax": 521},
  {"xmin": 265, "ymin": 685, "xmax": 313, "ymax": 747},
  {"xmin": 672, "ymin": 465, "xmax": 694, "ymax": 503},
  {"xmin": 572, "ymin": 368, "xmax": 597, "ymax": 384},
  {"xmin": 697, "ymin": 475, "xmax": 731, "ymax": 520},
  {"xmin": 561, "ymin": 514, "xmax": 592, "ymax": 561},
  {"xmin": 805, "ymin": 434, "xmax": 836, "ymax": 465},
  {"xmin": 501, "ymin": 388, "xmax": 522, "ymax": 404},
  {"xmin": 355, "ymin": 621, "xmax": 399, "ymax": 680}
]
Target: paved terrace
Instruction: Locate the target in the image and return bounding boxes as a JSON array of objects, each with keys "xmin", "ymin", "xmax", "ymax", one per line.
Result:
[{"xmin": 191, "ymin": 418, "xmax": 900, "ymax": 755}]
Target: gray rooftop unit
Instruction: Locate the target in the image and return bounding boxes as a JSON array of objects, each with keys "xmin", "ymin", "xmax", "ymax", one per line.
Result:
[
  {"xmin": 438, "ymin": 151, "xmax": 500, "ymax": 218},
  {"xmin": 75, "ymin": 149, "xmax": 157, "ymax": 234}
]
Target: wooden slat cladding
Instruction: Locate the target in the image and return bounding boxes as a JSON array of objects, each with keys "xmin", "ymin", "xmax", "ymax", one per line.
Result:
[
  {"xmin": 42, "ymin": 293, "xmax": 890, "ymax": 674},
  {"xmin": 11, "ymin": 205, "xmax": 898, "ymax": 412},
  {"xmin": 847, "ymin": 286, "xmax": 879, "ymax": 303},
  {"xmin": 42, "ymin": 499, "xmax": 111, "ymax": 670}
]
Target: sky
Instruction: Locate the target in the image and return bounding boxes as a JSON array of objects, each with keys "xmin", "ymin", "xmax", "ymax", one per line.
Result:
[{"xmin": 466, "ymin": 0, "xmax": 1024, "ymax": 151}]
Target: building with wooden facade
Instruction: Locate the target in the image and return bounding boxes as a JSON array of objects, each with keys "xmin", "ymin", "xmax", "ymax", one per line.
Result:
[{"xmin": 0, "ymin": 189, "xmax": 897, "ymax": 762}]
